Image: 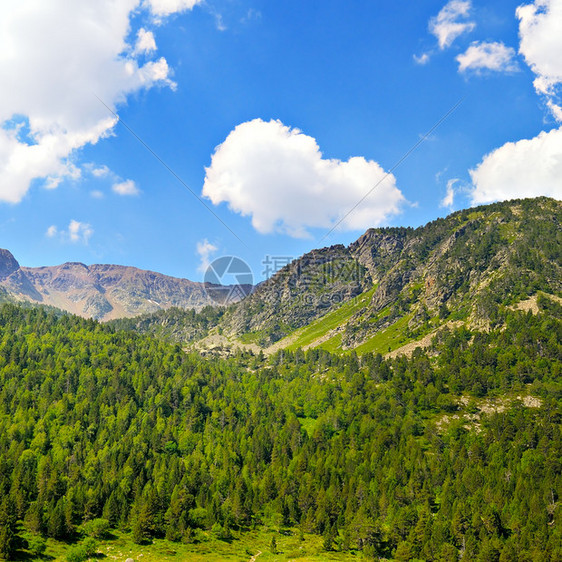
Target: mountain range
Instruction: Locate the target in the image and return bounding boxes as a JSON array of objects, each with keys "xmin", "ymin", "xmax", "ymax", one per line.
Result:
[
  {"xmin": 1, "ymin": 196, "xmax": 561, "ymax": 355},
  {"xmin": 0, "ymin": 252, "xmax": 220, "ymax": 320}
]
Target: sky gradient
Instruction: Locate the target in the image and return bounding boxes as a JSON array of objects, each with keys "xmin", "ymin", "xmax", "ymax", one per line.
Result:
[{"xmin": 1, "ymin": 0, "xmax": 561, "ymax": 284}]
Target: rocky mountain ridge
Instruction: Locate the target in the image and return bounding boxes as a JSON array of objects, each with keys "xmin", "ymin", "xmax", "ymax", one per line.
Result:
[
  {"xmin": 117, "ymin": 198, "xmax": 562, "ymax": 355},
  {"xmin": 0, "ymin": 253, "xmax": 220, "ymax": 320},
  {"xmin": 2, "ymin": 197, "xmax": 560, "ymax": 351},
  {"xmin": 213, "ymin": 196, "xmax": 562, "ymax": 351}
]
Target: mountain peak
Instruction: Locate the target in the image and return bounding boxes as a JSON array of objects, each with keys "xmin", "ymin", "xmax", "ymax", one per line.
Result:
[
  {"xmin": 0, "ymin": 249, "xmax": 20, "ymax": 280},
  {"xmin": 61, "ymin": 261, "xmax": 89, "ymax": 269}
]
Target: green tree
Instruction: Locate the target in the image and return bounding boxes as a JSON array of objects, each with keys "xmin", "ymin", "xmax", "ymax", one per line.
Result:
[
  {"xmin": 27, "ymin": 535, "xmax": 47, "ymax": 557},
  {"xmin": 0, "ymin": 496, "xmax": 18, "ymax": 560}
]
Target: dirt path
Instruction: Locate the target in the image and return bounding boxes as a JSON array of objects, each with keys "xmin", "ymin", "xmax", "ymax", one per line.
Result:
[{"xmin": 248, "ymin": 551, "xmax": 262, "ymax": 562}]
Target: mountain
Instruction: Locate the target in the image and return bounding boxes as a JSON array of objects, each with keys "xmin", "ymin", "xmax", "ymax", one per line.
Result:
[
  {"xmin": 0, "ymin": 253, "xmax": 225, "ymax": 320},
  {"xmin": 221, "ymin": 197, "xmax": 561, "ymax": 349},
  {"xmin": 124, "ymin": 197, "xmax": 562, "ymax": 354},
  {"xmin": 3, "ymin": 196, "xmax": 560, "ymax": 342}
]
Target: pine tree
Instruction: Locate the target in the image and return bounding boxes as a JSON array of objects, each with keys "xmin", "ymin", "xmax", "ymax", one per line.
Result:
[
  {"xmin": 0, "ymin": 495, "xmax": 18, "ymax": 560},
  {"xmin": 323, "ymin": 523, "xmax": 337, "ymax": 551},
  {"xmin": 24, "ymin": 500, "xmax": 44, "ymax": 534},
  {"xmin": 270, "ymin": 535, "xmax": 277, "ymax": 554},
  {"xmin": 46, "ymin": 498, "xmax": 71, "ymax": 540}
]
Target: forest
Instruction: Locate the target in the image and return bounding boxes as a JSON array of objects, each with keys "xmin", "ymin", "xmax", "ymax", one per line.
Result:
[{"xmin": 0, "ymin": 296, "xmax": 561, "ymax": 560}]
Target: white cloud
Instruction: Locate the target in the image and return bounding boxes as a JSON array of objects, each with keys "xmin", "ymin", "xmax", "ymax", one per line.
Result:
[
  {"xmin": 0, "ymin": 0, "xmax": 200, "ymax": 205},
  {"xmin": 68, "ymin": 220, "xmax": 94, "ymax": 243},
  {"xmin": 470, "ymin": 126, "xmax": 562, "ymax": 204},
  {"xmin": 441, "ymin": 179, "xmax": 458, "ymax": 208},
  {"xmin": 90, "ymin": 190, "xmax": 105, "ymax": 199},
  {"xmin": 112, "ymin": 179, "xmax": 140, "ymax": 196},
  {"xmin": 457, "ymin": 41, "xmax": 518, "ymax": 73},
  {"xmin": 196, "ymin": 239, "xmax": 218, "ymax": 273},
  {"xmin": 47, "ymin": 220, "xmax": 94, "ymax": 243},
  {"xmin": 517, "ymin": 0, "xmax": 562, "ymax": 120},
  {"xmin": 91, "ymin": 165, "xmax": 110, "ymax": 178},
  {"xmin": 214, "ymin": 13, "xmax": 227, "ymax": 32},
  {"xmin": 414, "ymin": 53, "xmax": 431, "ymax": 65},
  {"xmin": 468, "ymin": 0, "xmax": 562, "ymax": 205},
  {"xmin": 202, "ymin": 119, "xmax": 405, "ymax": 237},
  {"xmin": 547, "ymin": 100, "xmax": 562, "ymax": 121},
  {"xmin": 517, "ymin": 0, "xmax": 562, "ymax": 95},
  {"xmin": 145, "ymin": 0, "xmax": 202, "ymax": 17},
  {"xmin": 134, "ymin": 28, "xmax": 157, "ymax": 54},
  {"xmin": 430, "ymin": 0, "xmax": 475, "ymax": 50}
]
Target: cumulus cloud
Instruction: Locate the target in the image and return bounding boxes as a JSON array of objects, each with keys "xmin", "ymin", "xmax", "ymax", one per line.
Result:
[
  {"xmin": 430, "ymin": 0, "xmax": 475, "ymax": 50},
  {"xmin": 112, "ymin": 179, "xmax": 140, "ymax": 196},
  {"xmin": 196, "ymin": 239, "xmax": 218, "ymax": 273},
  {"xmin": 0, "ymin": 0, "xmax": 201, "ymax": 205},
  {"xmin": 134, "ymin": 28, "xmax": 157, "ymax": 54},
  {"xmin": 457, "ymin": 41, "xmax": 518, "ymax": 73},
  {"xmin": 517, "ymin": 0, "xmax": 562, "ymax": 96},
  {"xmin": 469, "ymin": 127, "xmax": 562, "ymax": 204},
  {"xmin": 202, "ymin": 119, "xmax": 405, "ymax": 237},
  {"xmin": 517, "ymin": 0, "xmax": 562, "ymax": 121},
  {"xmin": 46, "ymin": 220, "xmax": 94, "ymax": 244},
  {"xmin": 145, "ymin": 0, "xmax": 202, "ymax": 17},
  {"xmin": 468, "ymin": 0, "xmax": 562, "ymax": 205}
]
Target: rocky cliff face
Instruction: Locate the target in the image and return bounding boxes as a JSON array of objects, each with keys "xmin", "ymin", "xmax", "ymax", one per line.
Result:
[
  {"xmin": 349, "ymin": 227, "xmax": 410, "ymax": 283},
  {"xmin": 0, "ymin": 253, "xmax": 222, "ymax": 320},
  {"xmin": 221, "ymin": 244, "xmax": 369, "ymax": 342}
]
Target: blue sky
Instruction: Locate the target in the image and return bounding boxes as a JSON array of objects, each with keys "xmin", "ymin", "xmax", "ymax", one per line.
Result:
[{"xmin": 1, "ymin": 0, "xmax": 561, "ymax": 284}]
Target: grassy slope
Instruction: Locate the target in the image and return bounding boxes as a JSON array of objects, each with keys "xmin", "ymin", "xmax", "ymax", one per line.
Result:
[
  {"xmin": 25, "ymin": 528, "xmax": 356, "ymax": 561},
  {"xmin": 280, "ymin": 287, "xmax": 377, "ymax": 351},
  {"xmin": 352, "ymin": 313, "xmax": 414, "ymax": 355},
  {"xmin": 275, "ymin": 284, "xmax": 431, "ymax": 356},
  {"xmin": 315, "ymin": 313, "xmax": 415, "ymax": 355}
]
